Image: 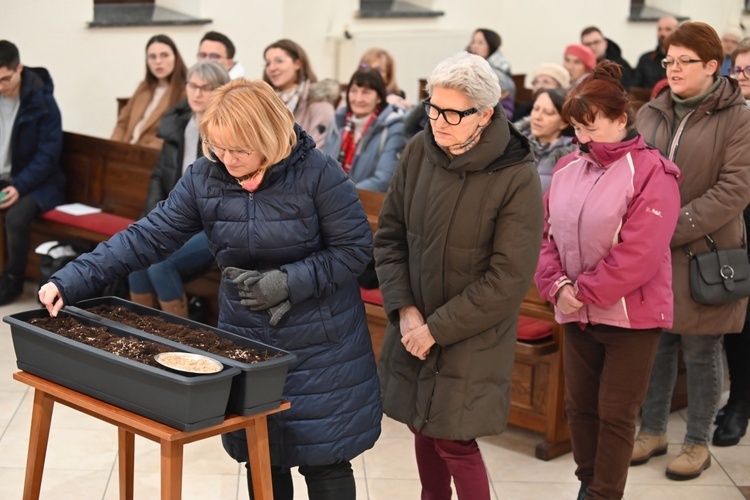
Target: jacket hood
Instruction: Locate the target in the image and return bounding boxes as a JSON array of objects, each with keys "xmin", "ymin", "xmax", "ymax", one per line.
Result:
[
  {"xmin": 21, "ymin": 66, "xmax": 54, "ymax": 100},
  {"xmin": 576, "ymin": 133, "xmax": 681, "ymax": 180},
  {"xmin": 648, "ymin": 77, "xmax": 746, "ymax": 116},
  {"xmin": 422, "ymin": 103, "xmax": 532, "ymax": 174},
  {"xmin": 604, "ymin": 38, "xmax": 624, "ymax": 59},
  {"xmin": 211, "ymin": 124, "xmax": 316, "ymax": 188},
  {"xmin": 487, "ymin": 50, "xmax": 511, "ymax": 75},
  {"xmin": 157, "ymin": 98, "xmax": 192, "ymax": 140}
]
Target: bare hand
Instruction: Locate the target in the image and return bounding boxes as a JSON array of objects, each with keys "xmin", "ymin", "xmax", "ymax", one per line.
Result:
[
  {"xmin": 0, "ymin": 186, "xmax": 19, "ymax": 209},
  {"xmin": 38, "ymin": 282, "xmax": 64, "ymax": 317},
  {"xmin": 399, "ymin": 305, "xmax": 425, "ymax": 337},
  {"xmin": 401, "ymin": 324, "xmax": 435, "ymax": 360},
  {"xmin": 556, "ymin": 284, "xmax": 583, "ymax": 314}
]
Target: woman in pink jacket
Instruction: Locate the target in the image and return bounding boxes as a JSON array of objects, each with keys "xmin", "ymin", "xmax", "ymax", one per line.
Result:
[{"xmin": 534, "ymin": 61, "xmax": 681, "ymax": 500}]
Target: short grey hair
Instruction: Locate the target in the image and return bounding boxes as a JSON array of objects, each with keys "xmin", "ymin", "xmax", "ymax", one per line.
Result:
[
  {"xmin": 187, "ymin": 60, "xmax": 230, "ymax": 90},
  {"xmin": 425, "ymin": 52, "xmax": 501, "ymax": 111}
]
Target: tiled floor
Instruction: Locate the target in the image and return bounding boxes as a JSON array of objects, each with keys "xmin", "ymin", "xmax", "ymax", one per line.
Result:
[{"xmin": 0, "ymin": 282, "xmax": 748, "ymax": 499}]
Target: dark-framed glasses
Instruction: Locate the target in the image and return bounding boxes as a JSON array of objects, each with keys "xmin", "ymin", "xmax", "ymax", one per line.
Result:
[
  {"xmin": 422, "ymin": 99, "xmax": 478, "ymax": 126},
  {"xmin": 186, "ymin": 82, "xmax": 214, "ymax": 93},
  {"xmin": 661, "ymin": 57, "xmax": 703, "ymax": 69},
  {"xmin": 729, "ymin": 66, "xmax": 750, "ymax": 79},
  {"xmin": 203, "ymin": 140, "xmax": 254, "ymax": 159}
]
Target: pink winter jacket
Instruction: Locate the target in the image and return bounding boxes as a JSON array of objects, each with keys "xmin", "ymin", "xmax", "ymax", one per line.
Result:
[{"xmin": 534, "ymin": 134, "xmax": 681, "ymax": 329}]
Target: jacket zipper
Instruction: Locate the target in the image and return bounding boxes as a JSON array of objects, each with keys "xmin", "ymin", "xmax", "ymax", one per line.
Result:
[{"xmin": 667, "ymin": 110, "xmax": 695, "ymax": 161}]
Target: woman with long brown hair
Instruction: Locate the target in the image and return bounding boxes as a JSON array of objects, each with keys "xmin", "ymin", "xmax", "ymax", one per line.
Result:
[{"xmin": 111, "ymin": 34, "xmax": 187, "ymax": 149}]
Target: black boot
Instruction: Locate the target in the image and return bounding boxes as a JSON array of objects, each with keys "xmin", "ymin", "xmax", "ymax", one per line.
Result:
[
  {"xmin": 577, "ymin": 481, "xmax": 589, "ymax": 500},
  {"xmin": 0, "ymin": 274, "xmax": 24, "ymax": 305},
  {"xmin": 714, "ymin": 404, "xmax": 727, "ymax": 425},
  {"xmin": 712, "ymin": 401, "xmax": 749, "ymax": 446}
]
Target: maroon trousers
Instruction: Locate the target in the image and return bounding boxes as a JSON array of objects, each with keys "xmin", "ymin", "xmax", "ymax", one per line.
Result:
[
  {"xmin": 563, "ymin": 323, "xmax": 661, "ymax": 500},
  {"xmin": 409, "ymin": 426, "xmax": 490, "ymax": 500}
]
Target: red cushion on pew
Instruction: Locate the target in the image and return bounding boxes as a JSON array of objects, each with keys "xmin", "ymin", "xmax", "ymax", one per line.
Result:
[
  {"xmin": 517, "ymin": 316, "xmax": 554, "ymax": 341},
  {"xmin": 41, "ymin": 209, "xmax": 134, "ymax": 238},
  {"xmin": 360, "ymin": 287, "xmax": 383, "ymax": 306}
]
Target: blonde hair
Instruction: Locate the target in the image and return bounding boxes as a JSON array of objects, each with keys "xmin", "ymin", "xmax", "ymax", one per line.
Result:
[
  {"xmin": 359, "ymin": 47, "xmax": 401, "ymax": 96},
  {"xmin": 200, "ymin": 79, "xmax": 297, "ymax": 168}
]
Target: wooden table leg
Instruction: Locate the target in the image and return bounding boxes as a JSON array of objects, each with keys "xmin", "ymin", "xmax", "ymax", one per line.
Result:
[
  {"xmin": 160, "ymin": 440, "xmax": 183, "ymax": 500},
  {"xmin": 23, "ymin": 389, "xmax": 54, "ymax": 500},
  {"xmin": 246, "ymin": 417, "xmax": 272, "ymax": 500},
  {"xmin": 118, "ymin": 429, "xmax": 135, "ymax": 500}
]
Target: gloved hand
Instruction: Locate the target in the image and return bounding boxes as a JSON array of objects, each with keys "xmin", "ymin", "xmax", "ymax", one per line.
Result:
[
  {"xmin": 268, "ymin": 300, "xmax": 292, "ymax": 326},
  {"xmin": 222, "ymin": 266, "xmax": 262, "ymax": 291},
  {"xmin": 237, "ymin": 270, "xmax": 289, "ymax": 310}
]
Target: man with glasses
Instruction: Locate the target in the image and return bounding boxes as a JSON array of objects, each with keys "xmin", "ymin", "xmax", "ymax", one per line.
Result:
[
  {"xmin": 632, "ymin": 15, "xmax": 679, "ymax": 91},
  {"xmin": 198, "ymin": 31, "xmax": 245, "ymax": 80},
  {"xmin": 580, "ymin": 26, "xmax": 633, "ymax": 87},
  {"xmin": 0, "ymin": 40, "xmax": 64, "ymax": 305}
]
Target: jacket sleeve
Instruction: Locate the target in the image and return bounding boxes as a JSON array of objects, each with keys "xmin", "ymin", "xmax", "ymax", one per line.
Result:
[
  {"xmin": 425, "ymin": 164, "xmax": 544, "ymax": 346},
  {"xmin": 11, "ymin": 93, "xmax": 62, "ymax": 197},
  {"xmin": 534, "ymin": 187, "xmax": 573, "ymax": 304},
  {"xmin": 355, "ymin": 121, "xmax": 407, "ymax": 192},
  {"xmin": 671, "ymin": 109, "xmax": 750, "ymax": 247},
  {"xmin": 576, "ymin": 157, "xmax": 681, "ymax": 306},
  {"xmin": 49, "ymin": 173, "xmax": 204, "ymax": 305},
  {"xmin": 373, "ymin": 139, "xmax": 418, "ymax": 320},
  {"xmin": 281, "ymin": 159, "xmax": 372, "ymax": 303}
]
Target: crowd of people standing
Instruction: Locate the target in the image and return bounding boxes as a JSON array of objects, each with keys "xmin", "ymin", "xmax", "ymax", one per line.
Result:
[{"xmin": 1, "ymin": 11, "xmax": 749, "ymax": 500}]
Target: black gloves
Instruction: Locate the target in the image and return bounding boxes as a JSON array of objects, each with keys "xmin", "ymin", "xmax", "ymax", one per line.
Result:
[{"xmin": 223, "ymin": 267, "xmax": 291, "ymax": 326}]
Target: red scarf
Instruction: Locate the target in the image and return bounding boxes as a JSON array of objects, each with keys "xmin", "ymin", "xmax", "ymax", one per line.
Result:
[{"xmin": 337, "ymin": 109, "xmax": 380, "ymax": 173}]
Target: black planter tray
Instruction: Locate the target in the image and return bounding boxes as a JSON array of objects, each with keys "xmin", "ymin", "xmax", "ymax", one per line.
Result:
[
  {"xmin": 3, "ymin": 308, "xmax": 241, "ymax": 431},
  {"xmin": 65, "ymin": 297, "xmax": 296, "ymax": 416}
]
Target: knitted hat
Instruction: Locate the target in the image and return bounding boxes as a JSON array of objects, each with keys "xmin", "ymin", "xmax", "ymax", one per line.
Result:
[
  {"xmin": 564, "ymin": 44, "xmax": 597, "ymax": 71},
  {"xmin": 723, "ymin": 26, "xmax": 745, "ymax": 43},
  {"xmin": 530, "ymin": 63, "xmax": 571, "ymax": 89}
]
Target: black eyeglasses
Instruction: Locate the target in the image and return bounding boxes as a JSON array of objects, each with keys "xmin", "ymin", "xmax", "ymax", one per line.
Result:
[
  {"xmin": 422, "ymin": 100, "xmax": 478, "ymax": 126},
  {"xmin": 729, "ymin": 66, "xmax": 750, "ymax": 79},
  {"xmin": 661, "ymin": 57, "xmax": 703, "ymax": 69}
]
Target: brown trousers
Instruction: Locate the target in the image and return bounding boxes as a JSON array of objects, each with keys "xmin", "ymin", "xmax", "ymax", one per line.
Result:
[{"xmin": 564, "ymin": 323, "xmax": 661, "ymax": 500}]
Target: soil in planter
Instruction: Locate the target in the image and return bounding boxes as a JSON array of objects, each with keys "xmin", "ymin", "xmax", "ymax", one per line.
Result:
[
  {"xmin": 86, "ymin": 305, "xmax": 282, "ymax": 364},
  {"xmin": 29, "ymin": 316, "xmax": 171, "ymax": 368}
]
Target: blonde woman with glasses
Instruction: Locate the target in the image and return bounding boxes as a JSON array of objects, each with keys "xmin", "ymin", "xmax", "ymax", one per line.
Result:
[{"xmin": 40, "ymin": 79, "xmax": 382, "ymax": 500}]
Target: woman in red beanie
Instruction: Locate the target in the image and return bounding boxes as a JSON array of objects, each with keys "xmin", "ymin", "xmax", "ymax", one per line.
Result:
[{"xmin": 564, "ymin": 44, "xmax": 597, "ymax": 86}]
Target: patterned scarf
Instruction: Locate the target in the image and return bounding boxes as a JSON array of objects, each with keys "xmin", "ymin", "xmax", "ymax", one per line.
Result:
[
  {"xmin": 276, "ymin": 80, "xmax": 307, "ymax": 114},
  {"xmin": 236, "ymin": 169, "xmax": 266, "ymax": 192},
  {"xmin": 337, "ymin": 109, "xmax": 380, "ymax": 173}
]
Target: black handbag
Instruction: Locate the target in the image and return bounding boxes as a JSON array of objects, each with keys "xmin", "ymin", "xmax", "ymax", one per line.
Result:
[{"xmin": 686, "ymin": 235, "xmax": 750, "ymax": 305}]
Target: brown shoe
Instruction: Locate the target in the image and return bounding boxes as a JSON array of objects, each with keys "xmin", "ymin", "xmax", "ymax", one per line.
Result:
[
  {"xmin": 665, "ymin": 444, "xmax": 711, "ymax": 480},
  {"xmin": 631, "ymin": 432, "xmax": 668, "ymax": 466}
]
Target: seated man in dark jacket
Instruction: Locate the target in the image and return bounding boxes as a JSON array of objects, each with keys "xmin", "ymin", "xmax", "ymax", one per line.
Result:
[{"xmin": 0, "ymin": 40, "xmax": 64, "ymax": 305}]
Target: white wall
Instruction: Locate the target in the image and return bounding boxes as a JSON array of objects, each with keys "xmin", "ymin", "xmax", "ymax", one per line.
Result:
[{"xmin": 0, "ymin": 0, "xmax": 743, "ymax": 137}]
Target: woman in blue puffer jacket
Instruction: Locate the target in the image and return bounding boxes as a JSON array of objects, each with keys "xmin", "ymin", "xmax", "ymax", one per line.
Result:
[{"xmin": 39, "ymin": 79, "xmax": 382, "ymax": 500}]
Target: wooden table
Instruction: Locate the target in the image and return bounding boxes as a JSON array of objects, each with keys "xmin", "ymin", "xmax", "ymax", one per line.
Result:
[{"xmin": 13, "ymin": 371, "xmax": 290, "ymax": 500}]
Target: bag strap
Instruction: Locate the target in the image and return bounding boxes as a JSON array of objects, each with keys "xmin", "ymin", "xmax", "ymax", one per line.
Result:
[{"xmin": 684, "ymin": 234, "xmax": 722, "ymax": 259}]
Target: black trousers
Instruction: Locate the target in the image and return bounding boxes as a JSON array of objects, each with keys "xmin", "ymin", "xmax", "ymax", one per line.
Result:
[
  {"xmin": 246, "ymin": 461, "xmax": 355, "ymax": 500},
  {"xmin": 3, "ymin": 195, "xmax": 41, "ymax": 277},
  {"xmin": 725, "ymin": 312, "xmax": 750, "ymax": 406}
]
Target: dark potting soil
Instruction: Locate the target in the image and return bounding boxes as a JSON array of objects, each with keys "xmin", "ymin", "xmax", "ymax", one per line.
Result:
[
  {"xmin": 29, "ymin": 316, "xmax": 170, "ymax": 368},
  {"xmin": 86, "ymin": 305, "xmax": 281, "ymax": 364}
]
